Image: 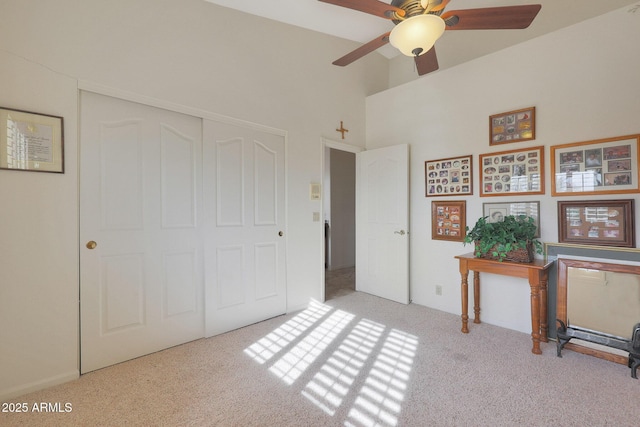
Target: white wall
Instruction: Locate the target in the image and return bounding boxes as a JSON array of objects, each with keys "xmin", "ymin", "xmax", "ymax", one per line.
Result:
[
  {"xmin": 0, "ymin": 51, "xmax": 80, "ymax": 401},
  {"xmin": 0, "ymin": 0, "xmax": 388, "ymax": 400},
  {"xmin": 367, "ymin": 6, "xmax": 640, "ymax": 333},
  {"xmin": 329, "ymin": 149, "xmax": 356, "ymax": 270}
]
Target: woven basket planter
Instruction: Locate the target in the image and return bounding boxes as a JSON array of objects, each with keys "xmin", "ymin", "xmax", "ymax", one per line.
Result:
[{"xmin": 474, "ymin": 240, "xmax": 534, "ymax": 263}]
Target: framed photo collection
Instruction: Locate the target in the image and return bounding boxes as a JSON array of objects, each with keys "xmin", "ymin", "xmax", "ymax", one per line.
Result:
[
  {"xmin": 425, "ymin": 155, "xmax": 472, "ymax": 197},
  {"xmin": 557, "ymin": 199, "xmax": 635, "ymax": 248},
  {"xmin": 489, "ymin": 107, "xmax": 535, "ymax": 145},
  {"xmin": 425, "ymin": 109, "xmax": 638, "ymax": 250},
  {"xmin": 479, "ymin": 146, "xmax": 544, "ymax": 197},
  {"xmin": 431, "ymin": 201, "xmax": 466, "ymax": 242},
  {"xmin": 551, "ymin": 134, "xmax": 640, "ymax": 196}
]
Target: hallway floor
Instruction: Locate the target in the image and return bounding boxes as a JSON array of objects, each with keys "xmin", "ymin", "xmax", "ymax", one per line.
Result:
[{"xmin": 325, "ymin": 266, "xmax": 355, "ymax": 300}]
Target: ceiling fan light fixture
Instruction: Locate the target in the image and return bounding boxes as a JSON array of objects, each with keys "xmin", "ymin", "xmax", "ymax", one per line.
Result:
[{"xmin": 389, "ymin": 14, "xmax": 445, "ymax": 57}]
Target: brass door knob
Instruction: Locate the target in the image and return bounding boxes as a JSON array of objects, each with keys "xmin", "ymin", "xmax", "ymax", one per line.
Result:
[
  {"xmin": 278, "ymin": 231, "xmax": 284, "ymax": 237},
  {"xmin": 86, "ymin": 241, "xmax": 97, "ymax": 250}
]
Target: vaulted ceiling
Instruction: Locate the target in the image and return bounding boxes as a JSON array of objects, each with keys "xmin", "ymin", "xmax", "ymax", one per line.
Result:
[{"xmin": 204, "ymin": 1, "xmax": 639, "ymax": 77}]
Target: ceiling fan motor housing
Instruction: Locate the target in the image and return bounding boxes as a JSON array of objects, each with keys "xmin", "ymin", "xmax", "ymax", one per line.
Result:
[{"xmin": 390, "ymin": 0, "xmax": 445, "ymax": 23}]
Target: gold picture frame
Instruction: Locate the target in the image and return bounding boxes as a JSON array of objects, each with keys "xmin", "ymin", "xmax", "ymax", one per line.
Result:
[
  {"xmin": 479, "ymin": 146, "xmax": 544, "ymax": 197},
  {"xmin": 489, "ymin": 107, "xmax": 535, "ymax": 145},
  {"xmin": 551, "ymin": 134, "xmax": 640, "ymax": 196},
  {"xmin": 0, "ymin": 107, "xmax": 64, "ymax": 173}
]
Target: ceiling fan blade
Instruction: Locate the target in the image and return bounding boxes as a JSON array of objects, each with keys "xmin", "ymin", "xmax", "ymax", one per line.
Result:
[
  {"xmin": 442, "ymin": 5, "xmax": 541, "ymax": 30},
  {"xmin": 318, "ymin": 0, "xmax": 404, "ymax": 19},
  {"xmin": 414, "ymin": 47, "xmax": 439, "ymax": 76},
  {"xmin": 333, "ymin": 32, "xmax": 391, "ymax": 66}
]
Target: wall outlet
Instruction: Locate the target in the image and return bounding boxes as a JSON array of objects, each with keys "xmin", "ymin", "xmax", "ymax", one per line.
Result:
[{"xmin": 435, "ymin": 285, "xmax": 443, "ymax": 296}]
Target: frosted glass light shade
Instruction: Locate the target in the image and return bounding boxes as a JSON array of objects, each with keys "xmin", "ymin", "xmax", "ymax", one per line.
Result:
[{"xmin": 389, "ymin": 14, "xmax": 445, "ymax": 57}]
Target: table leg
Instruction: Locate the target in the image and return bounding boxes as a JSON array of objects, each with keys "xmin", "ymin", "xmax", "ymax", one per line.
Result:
[
  {"xmin": 529, "ymin": 282, "xmax": 542, "ymax": 355},
  {"xmin": 460, "ymin": 269, "xmax": 469, "ymax": 334},
  {"xmin": 473, "ymin": 271, "xmax": 481, "ymax": 324}
]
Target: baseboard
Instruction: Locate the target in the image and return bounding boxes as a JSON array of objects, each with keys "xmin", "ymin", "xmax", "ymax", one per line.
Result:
[{"xmin": 0, "ymin": 370, "xmax": 79, "ymax": 402}]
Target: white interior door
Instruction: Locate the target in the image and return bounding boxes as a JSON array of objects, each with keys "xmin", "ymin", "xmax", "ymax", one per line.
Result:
[
  {"xmin": 203, "ymin": 120, "xmax": 287, "ymax": 337},
  {"xmin": 356, "ymin": 144, "xmax": 409, "ymax": 304},
  {"xmin": 80, "ymin": 92, "xmax": 204, "ymax": 373}
]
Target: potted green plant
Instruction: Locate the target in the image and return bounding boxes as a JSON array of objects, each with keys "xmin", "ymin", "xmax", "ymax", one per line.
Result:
[{"xmin": 463, "ymin": 214, "xmax": 542, "ymax": 262}]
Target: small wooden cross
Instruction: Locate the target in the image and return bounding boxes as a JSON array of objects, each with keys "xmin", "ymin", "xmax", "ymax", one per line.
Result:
[{"xmin": 336, "ymin": 121, "xmax": 349, "ymax": 139}]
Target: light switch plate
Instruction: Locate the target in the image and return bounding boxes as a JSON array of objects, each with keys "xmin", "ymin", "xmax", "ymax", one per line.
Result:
[{"xmin": 310, "ymin": 183, "xmax": 321, "ymax": 200}]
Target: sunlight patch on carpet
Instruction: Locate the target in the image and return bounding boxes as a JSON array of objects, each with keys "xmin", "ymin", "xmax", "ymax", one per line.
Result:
[
  {"xmin": 345, "ymin": 329, "xmax": 418, "ymax": 427},
  {"xmin": 244, "ymin": 299, "xmax": 331, "ymax": 364},
  {"xmin": 301, "ymin": 319, "xmax": 385, "ymax": 415},
  {"xmin": 244, "ymin": 299, "xmax": 418, "ymax": 426},
  {"xmin": 269, "ymin": 309, "xmax": 354, "ymax": 385}
]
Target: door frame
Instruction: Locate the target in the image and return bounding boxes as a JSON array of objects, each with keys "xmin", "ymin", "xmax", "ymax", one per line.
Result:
[{"xmin": 319, "ymin": 137, "xmax": 363, "ymax": 302}]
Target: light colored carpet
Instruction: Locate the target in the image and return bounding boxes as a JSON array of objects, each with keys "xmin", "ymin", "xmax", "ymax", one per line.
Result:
[
  {"xmin": 325, "ymin": 266, "xmax": 355, "ymax": 300},
  {"xmin": 2, "ymin": 290, "xmax": 639, "ymax": 426}
]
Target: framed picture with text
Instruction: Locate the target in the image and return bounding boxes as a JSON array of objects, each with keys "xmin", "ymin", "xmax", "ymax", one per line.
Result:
[{"xmin": 0, "ymin": 107, "xmax": 64, "ymax": 173}]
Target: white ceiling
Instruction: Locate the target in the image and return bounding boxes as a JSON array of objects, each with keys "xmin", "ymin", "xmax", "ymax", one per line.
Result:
[{"xmin": 204, "ymin": 1, "xmax": 639, "ymax": 72}]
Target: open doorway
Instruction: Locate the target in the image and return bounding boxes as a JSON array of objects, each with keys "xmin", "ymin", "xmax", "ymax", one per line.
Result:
[{"xmin": 321, "ymin": 139, "xmax": 361, "ymax": 301}]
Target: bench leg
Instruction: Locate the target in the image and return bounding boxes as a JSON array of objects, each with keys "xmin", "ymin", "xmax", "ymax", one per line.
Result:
[
  {"xmin": 556, "ymin": 319, "xmax": 570, "ymax": 358},
  {"xmin": 629, "ymin": 354, "xmax": 640, "ymax": 379}
]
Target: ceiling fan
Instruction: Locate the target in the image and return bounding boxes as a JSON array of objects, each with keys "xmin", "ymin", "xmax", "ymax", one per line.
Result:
[{"xmin": 320, "ymin": 0, "xmax": 542, "ymax": 75}]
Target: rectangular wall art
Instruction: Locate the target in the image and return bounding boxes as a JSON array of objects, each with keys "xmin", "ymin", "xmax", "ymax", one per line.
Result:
[
  {"xmin": 425, "ymin": 155, "xmax": 473, "ymax": 197},
  {"xmin": 557, "ymin": 199, "xmax": 635, "ymax": 247},
  {"xmin": 551, "ymin": 134, "xmax": 640, "ymax": 196},
  {"xmin": 431, "ymin": 200, "xmax": 466, "ymax": 242},
  {"xmin": 489, "ymin": 107, "xmax": 535, "ymax": 145},
  {"xmin": 0, "ymin": 107, "xmax": 64, "ymax": 173},
  {"xmin": 479, "ymin": 146, "xmax": 544, "ymax": 197}
]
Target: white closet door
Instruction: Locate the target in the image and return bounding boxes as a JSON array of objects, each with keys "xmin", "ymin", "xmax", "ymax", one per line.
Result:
[
  {"xmin": 80, "ymin": 92, "xmax": 203, "ymax": 373},
  {"xmin": 203, "ymin": 120, "xmax": 287, "ymax": 336}
]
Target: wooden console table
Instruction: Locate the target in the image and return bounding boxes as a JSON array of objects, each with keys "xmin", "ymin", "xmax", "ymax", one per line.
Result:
[{"xmin": 455, "ymin": 253, "xmax": 554, "ymax": 355}]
